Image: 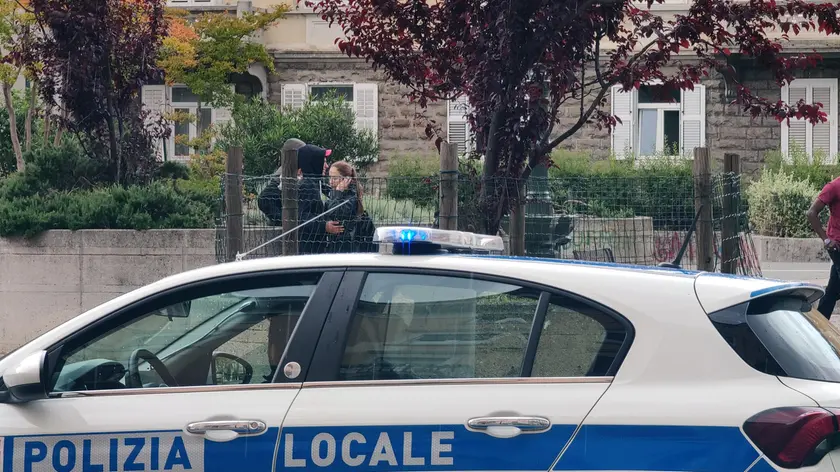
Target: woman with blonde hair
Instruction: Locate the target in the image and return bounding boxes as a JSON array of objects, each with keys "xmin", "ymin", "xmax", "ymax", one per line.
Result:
[{"xmin": 326, "ymin": 160, "xmax": 376, "ymax": 253}]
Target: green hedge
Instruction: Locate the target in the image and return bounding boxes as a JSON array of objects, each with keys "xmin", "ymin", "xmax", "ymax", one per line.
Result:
[
  {"xmin": 746, "ymin": 168, "xmax": 825, "ymax": 238},
  {"xmin": 385, "ymin": 151, "xmax": 694, "ymax": 230},
  {"xmin": 548, "ymin": 152, "xmax": 693, "ymax": 229},
  {"xmin": 0, "ymin": 145, "xmax": 219, "ymax": 237},
  {"xmin": 0, "ymin": 182, "xmax": 216, "ymax": 238}
]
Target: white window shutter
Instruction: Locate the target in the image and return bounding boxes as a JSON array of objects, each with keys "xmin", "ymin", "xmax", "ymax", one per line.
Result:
[
  {"xmin": 142, "ymin": 85, "xmax": 167, "ymax": 121},
  {"xmin": 782, "ymin": 84, "xmax": 808, "ymax": 160},
  {"xmin": 141, "ymin": 85, "xmax": 167, "ymax": 159},
  {"xmin": 610, "ymin": 85, "xmax": 635, "ymax": 159},
  {"xmin": 211, "ymin": 85, "xmax": 234, "ymax": 129},
  {"xmin": 354, "ymin": 83, "xmax": 378, "ymax": 136},
  {"xmin": 781, "ymin": 80, "xmax": 837, "ymax": 163},
  {"xmin": 812, "ymin": 83, "xmax": 838, "ymax": 163},
  {"xmin": 680, "ymin": 85, "xmax": 706, "ymax": 156},
  {"xmin": 282, "ymin": 84, "xmax": 306, "ymax": 111},
  {"xmin": 448, "ymin": 95, "xmax": 472, "ymax": 155}
]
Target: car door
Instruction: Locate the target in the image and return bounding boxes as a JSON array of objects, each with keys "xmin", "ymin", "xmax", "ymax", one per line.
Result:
[
  {"xmin": 0, "ymin": 269, "xmax": 343, "ymax": 472},
  {"xmin": 277, "ymin": 269, "xmax": 633, "ymax": 472}
]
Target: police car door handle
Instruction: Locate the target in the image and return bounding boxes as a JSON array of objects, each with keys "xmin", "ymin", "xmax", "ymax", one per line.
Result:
[
  {"xmin": 186, "ymin": 420, "xmax": 266, "ymax": 436},
  {"xmin": 467, "ymin": 416, "xmax": 551, "ymax": 432}
]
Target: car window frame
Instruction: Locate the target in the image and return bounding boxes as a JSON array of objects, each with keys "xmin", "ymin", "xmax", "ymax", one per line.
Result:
[
  {"xmin": 44, "ymin": 268, "xmax": 346, "ymax": 396},
  {"xmin": 305, "ymin": 268, "xmax": 635, "ymax": 383}
]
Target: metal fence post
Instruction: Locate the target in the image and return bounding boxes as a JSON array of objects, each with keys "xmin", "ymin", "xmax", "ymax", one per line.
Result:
[
  {"xmin": 224, "ymin": 146, "xmax": 244, "ymax": 262},
  {"xmin": 281, "ymin": 139, "xmax": 304, "ymax": 256},
  {"xmin": 439, "ymin": 142, "xmax": 459, "ymax": 231},
  {"xmin": 721, "ymin": 153, "xmax": 742, "ymax": 274},
  {"xmin": 693, "ymin": 147, "xmax": 714, "ymax": 272}
]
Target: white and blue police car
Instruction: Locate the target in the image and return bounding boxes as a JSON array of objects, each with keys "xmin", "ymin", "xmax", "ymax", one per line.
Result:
[{"xmin": 0, "ymin": 226, "xmax": 838, "ymax": 472}]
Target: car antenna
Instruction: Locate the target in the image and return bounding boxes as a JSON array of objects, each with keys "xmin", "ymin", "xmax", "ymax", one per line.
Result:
[{"xmin": 658, "ymin": 205, "xmax": 704, "ymax": 270}]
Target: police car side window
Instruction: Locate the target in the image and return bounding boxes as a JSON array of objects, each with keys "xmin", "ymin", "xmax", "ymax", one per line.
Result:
[
  {"xmin": 50, "ymin": 274, "xmax": 321, "ymax": 392},
  {"xmin": 339, "ymin": 273, "xmax": 541, "ymax": 380},
  {"xmin": 531, "ymin": 295, "xmax": 629, "ymax": 377}
]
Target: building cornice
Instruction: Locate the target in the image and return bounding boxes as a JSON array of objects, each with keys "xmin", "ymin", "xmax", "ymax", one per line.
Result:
[{"xmin": 270, "ymin": 50, "xmax": 368, "ymax": 63}]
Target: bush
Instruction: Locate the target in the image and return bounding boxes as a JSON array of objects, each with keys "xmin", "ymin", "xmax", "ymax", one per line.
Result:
[
  {"xmin": 746, "ymin": 169, "xmax": 822, "ymax": 238},
  {"xmin": 217, "ymin": 96, "xmax": 379, "ymax": 176},
  {"xmin": 0, "ymin": 143, "xmax": 108, "ymax": 200},
  {"xmin": 0, "ymin": 181, "xmax": 216, "ymax": 238},
  {"xmin": 548, "ymin": 151, "xmax": 693, "ymax": 229},
  {"xmin": 385, "ymin": 156, "xmax": 439, "ymax": 208},
  {"xmin": 764, "ymin": 144, "xmax": 840, "ymax": 190}
]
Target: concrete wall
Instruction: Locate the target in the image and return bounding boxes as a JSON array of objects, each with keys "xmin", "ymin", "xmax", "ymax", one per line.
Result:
[
  {"xmin": 0, "ymin": 229, "xmax": 830, "ymax": 356},
  {"xmin": 0, "ymin": 230, "xmax": 217, "ymax": 355}
]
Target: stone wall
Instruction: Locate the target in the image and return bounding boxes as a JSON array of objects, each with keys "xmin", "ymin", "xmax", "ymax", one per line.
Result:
[
  {"xmin": 271, "ymin": 53, "xmax": 840, "ymax": 177},
  {"xmin": 270, "ymin": 54, "xmax": 444, "ymax": 176},
  {"xmin": 0, "ymin": 228, "xmax": 832, "ymax": 355},
  {"xmin": 0, "ymin": 230, "xmax": 217, "ymax": 354}
]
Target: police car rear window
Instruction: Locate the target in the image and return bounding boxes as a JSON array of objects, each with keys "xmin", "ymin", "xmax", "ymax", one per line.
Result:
[{"xmin": 709, "ymin": 296, "xmax": 840, "ymax": 382}]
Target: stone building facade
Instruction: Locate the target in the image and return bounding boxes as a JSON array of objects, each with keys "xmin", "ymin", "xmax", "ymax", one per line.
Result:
[
  {"xmin": 268, "ymin": 53, "xmax": 446, "ymax": 176},
  {"xmin": 156, "ymin": 0, "xmax": 840, "ymax": 177}
]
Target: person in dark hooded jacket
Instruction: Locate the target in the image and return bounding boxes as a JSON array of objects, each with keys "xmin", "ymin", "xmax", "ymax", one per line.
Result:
[{"xmin": 258, "ymin": 144, "xmax": 340, "ymax": 254}]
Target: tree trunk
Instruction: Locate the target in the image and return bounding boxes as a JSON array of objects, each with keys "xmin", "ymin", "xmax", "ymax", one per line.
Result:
[
  {"xmin": 53, "ymin": 106, "xmax": 66, "ymax": 147},
  {"xmin": 43, "ymin": 105, "xmax": 52, "ymax": 146},
  {"xmin": 25, "ymin": 81, "xmax": 36, "ymax": 153},
  {"xmin": 479, "ymin": 105, "xmax": 506, "ymax": 235},
  {"xmin": 4, "ymin": 83, "xmax": 24, "ymax": 172},
  {"xmin": 106, "ymin": 107, "xmax": 120, "ymax": 183}
]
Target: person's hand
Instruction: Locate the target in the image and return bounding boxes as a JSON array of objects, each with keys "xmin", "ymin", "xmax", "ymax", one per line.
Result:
[
  {"xmin": 335, "ymin": 178, "xmax": 351, "ymax": 192},
  {"xmin": 326, "ymin": 221, "xmax": 344, "ymax": 235},
  {"xmin": 827, "ymin": 239, "xmax": 839, "ymax": 251}
]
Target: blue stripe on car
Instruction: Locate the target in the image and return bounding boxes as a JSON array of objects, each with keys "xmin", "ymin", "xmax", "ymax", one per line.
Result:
[
  {"xmin": 1, "ymin": 424, "xmax": 763, "ymax": 472},
  {"xmin": 553, "ymin": 424, "xmax": 759, "ymax": 471}
]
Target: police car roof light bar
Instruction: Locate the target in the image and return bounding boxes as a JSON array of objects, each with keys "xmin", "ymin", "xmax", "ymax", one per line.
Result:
[{"xmin": 374, "ymin": 226, "xmax": 505, "ymax": 255}]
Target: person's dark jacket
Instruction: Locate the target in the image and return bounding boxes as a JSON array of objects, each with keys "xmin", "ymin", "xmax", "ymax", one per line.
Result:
[
  {"xmin": 325, "ymin": 183, "xmax": 361, "ymax": 253},
  {"xmin": 257, "ymin": 144, "xmax": 329, "ymax": 254}
]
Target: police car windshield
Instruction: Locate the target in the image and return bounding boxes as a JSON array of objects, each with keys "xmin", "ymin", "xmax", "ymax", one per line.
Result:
[{"xmin": 711, "ymin": 296, "xmax": 840, "ymax": 382}]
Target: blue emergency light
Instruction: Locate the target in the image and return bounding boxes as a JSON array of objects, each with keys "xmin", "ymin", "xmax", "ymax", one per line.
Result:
[{"xmin": 374, "ymin": 226, "xmax": 505, "ymax": 255}]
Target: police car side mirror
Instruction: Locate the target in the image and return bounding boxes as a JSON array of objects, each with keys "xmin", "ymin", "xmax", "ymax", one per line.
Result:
[{"xmin": 1, "ymin": 350, "xmax": 48, "ymax": 403}]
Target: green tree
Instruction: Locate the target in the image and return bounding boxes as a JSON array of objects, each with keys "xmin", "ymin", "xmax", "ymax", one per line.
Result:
[{"xmin": 160, "ymin": 7, "xmax": 287, "ymax": 108}]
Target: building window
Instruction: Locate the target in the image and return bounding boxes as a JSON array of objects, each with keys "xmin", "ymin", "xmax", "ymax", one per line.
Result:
[
  {"xmin": 447, "ymin": 96, "xmax": 473, "ymax": 156},
  {"xmin": 281, "ymin": 83, "xmax": 379, "ymax": 137},
  {"xmin": 611, "ymin": 83, "xmax": 706, "ymax": 159},
  {"xmin": 140, "ymin": 84, "xmax": 232, "ymax": 162},
  {"xmin": 781, "ymin": 78, "xmax": 838, "ymax": 163}
]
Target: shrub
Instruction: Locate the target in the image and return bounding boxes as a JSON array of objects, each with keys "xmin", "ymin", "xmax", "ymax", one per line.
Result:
[
  {"xmin": 0, "ymin": 143, "xmax": 108, "ymax": 200},
  {"xmin": 764, "ymin": 144, "xmax": 840, "ymax": 190},
  {"xmin": 158, "ymin": 160, "xmax": 191, "ymax": 180},
  {"xmin": 217, "ymin": 96, "xmax": 379, "ymax": 176},
  {"xmin": 0, "ymin": 181, "xmax": 216, "ymax": 238},
  {"xmin": 384, "ymin": 155, "xmax": 439, "ymax": 208},
  {"xmin": 746, "ymin": 169, "xmax": 822, "ymax": 238},
  {"xmin": 548, "ymin": 151, "xmax": 693, "ymax": 229}
]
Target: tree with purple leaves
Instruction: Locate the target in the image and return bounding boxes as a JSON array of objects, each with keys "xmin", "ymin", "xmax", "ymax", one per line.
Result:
[
  {"xmin": 28, "ymin": 0, "xmax": 169, "ymax": 184},
  {"xmin": 311, "ymin": 0, "xmax": 840, "ymax": 233}
]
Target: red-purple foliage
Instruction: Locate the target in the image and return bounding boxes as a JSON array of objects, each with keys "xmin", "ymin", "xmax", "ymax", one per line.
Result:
[{"xmin": 311, "ymin": 0, "xmax": 840, "ymax": 231}]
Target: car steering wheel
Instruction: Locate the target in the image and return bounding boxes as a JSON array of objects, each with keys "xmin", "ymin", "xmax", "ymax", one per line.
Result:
[{"xmin": 126, "ymin": 348, "xmax": 178, "ymax": 388}]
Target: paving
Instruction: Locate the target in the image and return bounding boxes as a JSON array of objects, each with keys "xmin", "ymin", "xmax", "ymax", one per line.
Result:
[
  {"xmin": 760, "ymin": 262, "xmax": 840, "ymax": 322},
  {"xmin": 762, "ymin": 262, "xmax": 832, "ymax": 286}
]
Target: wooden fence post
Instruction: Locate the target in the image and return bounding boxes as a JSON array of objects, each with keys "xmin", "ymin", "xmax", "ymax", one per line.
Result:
[
  {"xmin": 439, "ymin": 142, "xmax": 459, "ymax": 231},
  {"xmin": 281, "ymin": 139, "xmax": 304, "ymax": 256},
  {"xmin": 721, "ymin": 153, "xmax": 742, "ymax": 274},
  {"xmin": 224, "ymin": 146, "xmax": 244, "ymax": 262},
  {"xmin": 693, "ymin": 147, "xmax": 714, "ymax": 272}
]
